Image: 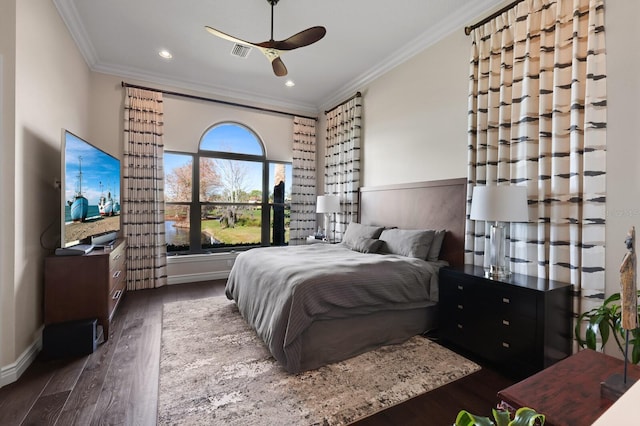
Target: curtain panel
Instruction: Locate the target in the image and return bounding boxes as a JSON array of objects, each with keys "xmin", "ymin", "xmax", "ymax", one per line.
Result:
[
  {"xmin": 123, "ymin": 87, "xmax": 168, "ymax": 290},
  {"xmin": 324, "ymin": 95, "xmax": 362, "ymax": 242},
  {"xmin": 290, "ymin": 117, "xmax": 317, "ymax": 245},
  {"xmin": 465, "ymin": 0, "xmax": 607, "ymax": 327}
]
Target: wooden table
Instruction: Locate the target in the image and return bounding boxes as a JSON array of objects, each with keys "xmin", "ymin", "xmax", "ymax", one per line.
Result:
[{"xmin": 498, "ymin": 349, "xmax": 640, "ymax": 426}]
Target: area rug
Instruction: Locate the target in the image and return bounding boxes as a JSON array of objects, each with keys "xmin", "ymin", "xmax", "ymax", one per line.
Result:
[{"xmin": 158, "ymin": 296, "xmax": 480, "ymax": 425}]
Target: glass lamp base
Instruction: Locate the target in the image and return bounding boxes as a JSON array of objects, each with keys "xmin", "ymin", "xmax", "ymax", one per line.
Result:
[
  {"xmin": 485, "ymin": 265, "xmax": 511, "ymax": 279},
  {"xmin": 486, "ymin": 222, "xmax": 510, "ymax": 279}
]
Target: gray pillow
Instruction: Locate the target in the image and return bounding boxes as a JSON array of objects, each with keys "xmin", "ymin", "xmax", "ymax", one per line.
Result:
[
  {"xmin": 427, "ymin": 229, "xmax": 446, "ymax": 261},
  {"xmin": 350, "ymin": 237, "xmax": 383, "ymax": 254},
  {"xmin": 342, "ymin": 222, "xmax": 384, "ymax": 248},
  {"xmin": 379, "ymin": 228, "xmax": 436, "ymax": 259}
]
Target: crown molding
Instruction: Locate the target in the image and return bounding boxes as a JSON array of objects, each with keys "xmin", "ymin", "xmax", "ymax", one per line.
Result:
[
  {"xmin": 53, "ymin": 0, "xmax": 99, "ymax": 68},
  {"xmin": 317, "ymin": 0, "xmax": 505, "ymax": 111},
  {"xmin": 93, "ymin": 62, "xmax": 320, "ymax": 116}
]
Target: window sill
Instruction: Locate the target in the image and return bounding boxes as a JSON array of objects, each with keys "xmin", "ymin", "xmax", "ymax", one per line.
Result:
[{"xmin": 166, "ymin": 251, "xmax": 239, "ymax": 264}]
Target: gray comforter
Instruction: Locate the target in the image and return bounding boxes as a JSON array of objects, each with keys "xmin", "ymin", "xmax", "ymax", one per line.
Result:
[{"xmin": 225, "ymin": 243, "xmax": 445, "ymax": 373}]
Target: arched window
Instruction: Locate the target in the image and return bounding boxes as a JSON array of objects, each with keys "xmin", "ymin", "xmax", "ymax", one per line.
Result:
[{"xmin": 164, "ymin": 122, "xmax": 291, "ymax": 254}]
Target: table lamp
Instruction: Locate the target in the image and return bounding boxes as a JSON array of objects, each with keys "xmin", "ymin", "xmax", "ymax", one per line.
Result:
[
  {"xmin": 316, "ymin": 195, "xmax": 340, "ymax": 243},
  {"xmin": 470, "ymin": 185, "xmax": 529, "ymax": 278}
]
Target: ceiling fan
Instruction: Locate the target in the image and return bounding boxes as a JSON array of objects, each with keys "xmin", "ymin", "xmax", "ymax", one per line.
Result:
[{"xmin": 205, "ymin": 0, "xmax": 326, "ymax": 77}]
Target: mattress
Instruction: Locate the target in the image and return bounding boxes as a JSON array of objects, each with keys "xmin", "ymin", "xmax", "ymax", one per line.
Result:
[{"xmin": 225, "ymin": 243, "xmax": 446, "ymax": 373}]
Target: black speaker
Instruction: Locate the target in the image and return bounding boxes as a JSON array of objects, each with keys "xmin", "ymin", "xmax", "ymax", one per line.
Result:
[{"xmin": 43, "ymin": 318, "xmax": 98, "ymax": 359}]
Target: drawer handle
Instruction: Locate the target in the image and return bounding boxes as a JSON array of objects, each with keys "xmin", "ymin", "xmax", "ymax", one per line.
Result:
[
  {"xmin": 502, "ymin": 319, "xmax": 510, "ymax": 326},
  {"xmin": 457, "ymin": 304, "xmax": 464, "ymax": 310},
  {"xmin": 112, "ymin": 270, "xmax": 121, "ymax": 279},
  {"xmin": 113, "ymin": 289, "xmax": 122, "ymax": 300},
  {"xmin": 457, "ymin": 285, "xmax": 463, "ymax": 290},
  {"xmin": 502, "ymin": 342, "xmax": 510, "ymax": 348},
  {"xmin": 114, "ymin": 254, "xmax": 121, "ymax": 260},
  {"xmin": 502, "ymin": 297, "xmax": 510, "ymax": 304},
  {"xmin": 457, "ymin": 324, "xmax": 463, "ymax": 329}
]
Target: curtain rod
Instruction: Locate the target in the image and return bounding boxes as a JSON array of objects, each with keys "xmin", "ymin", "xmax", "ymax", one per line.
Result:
[
  {"xmin": 464, "ymin": 0, "xmax": 524, "ymax": 35},
  {"xmin": 324, "ymin": 92, "xmax": 362, "ymax": 114},
  {"xmin": 121, "ymin": 81, "xmax": 317, "ymax": 121}
]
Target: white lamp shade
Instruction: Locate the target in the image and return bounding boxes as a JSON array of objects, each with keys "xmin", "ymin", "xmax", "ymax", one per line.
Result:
[
  {"xmin": 470, "ymin": 186, "xmax": 529, "ymax": 222},
  {"xmin": 316, "ymin": 195, "xmax": 340, "ymax": 213}
]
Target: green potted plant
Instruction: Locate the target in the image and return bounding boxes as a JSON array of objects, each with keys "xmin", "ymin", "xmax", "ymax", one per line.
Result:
[
  {"xmin": 574, "ymin": 291, "xmax": 640, "ymax": 364},
  {"xmin": 455, "ymin": 406, "xmax": 544, "ymax": 426}
]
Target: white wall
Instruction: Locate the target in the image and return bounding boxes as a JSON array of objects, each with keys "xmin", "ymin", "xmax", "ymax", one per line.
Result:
[
  {"xmin": 0, "ymin": 0, "xmax": 17, "ymax": 374},
  {"xmin": 163, "ymin": 95, "xmax": 294, "ymax": 160},
  {"xmin": 88, "ymin": 72, "xmax": 297, "ymax": 161},
  {"xmin": 1, "ymin": 0, "xmax": 92, "ymax": 384},
  {"xmin": 361, "ymin": 30, "xmax": 470, "ymax": 187},
  {"xmin": 603, "ymin": 0, "xmax": 640, "ymax": 300}
]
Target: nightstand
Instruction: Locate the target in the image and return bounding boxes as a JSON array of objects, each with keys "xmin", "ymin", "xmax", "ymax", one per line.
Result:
[{"xmin": 438, "ymin": 265, "xmax": 573, "ymax": 378}]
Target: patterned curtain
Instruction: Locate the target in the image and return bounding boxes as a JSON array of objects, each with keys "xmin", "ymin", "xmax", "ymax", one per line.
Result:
[
  {"xmin": 289, "ymin": 117, "xmax": 317, "ymax": 245},
  {"xmin": 324, "ymin": 95, "xmax": 362, "ymax": 242},
  {"xmin": 465, "ymin": 0, "xmax": 607, "ymax": 335},
  {"xmin": 123, "ymin": 87, "xmax": 168, "ymax": 290}
]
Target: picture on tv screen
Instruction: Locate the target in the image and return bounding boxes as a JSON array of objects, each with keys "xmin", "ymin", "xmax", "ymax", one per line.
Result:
[{"xmin": 62, "ymin": 130, "xmax": 121, "ymax": 247}]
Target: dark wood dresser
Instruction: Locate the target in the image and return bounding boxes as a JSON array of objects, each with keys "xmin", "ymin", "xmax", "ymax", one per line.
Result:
[
  {"xmin": 439, "ymin": 264, "xmax": 573, "ymax": 377},
  {"xmin": 44, "ymin": 238, "xmax": 127, "ymax": 340}
]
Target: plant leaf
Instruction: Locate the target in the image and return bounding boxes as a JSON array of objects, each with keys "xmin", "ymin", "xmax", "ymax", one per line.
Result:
[
  {"xmin": 492, "ymin": 408, "xmax": 511, "ymax": 426},
  {"xmin": 455, "ymin": 410, "xmax": 495, "ymax": 426},
  {"xmin": 574, "ymin": 291, "xmax": 640, "ymax": 365},
  {"xmin": 633, "ymin": 340, "xmax": 640, "ymax": 365},
  {"xmin": 603, "ymin": 292, "xmax": 621, "ymax": 305},
  {"xmin": 599, "ymin": 317, "xmax": 610, "ymax": 349},
  {"xmin": 510, "ymin": 407, "xmax": 545, "ymax": 426},
  {"xmin": 585, "ymin": 323, "xmax": 597, "ymax": 349}
]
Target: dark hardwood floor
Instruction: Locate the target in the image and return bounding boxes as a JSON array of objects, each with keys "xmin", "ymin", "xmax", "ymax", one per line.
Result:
[{"xmin": 0, "ymin": 280, "xmax": 515, "ymax": 426}]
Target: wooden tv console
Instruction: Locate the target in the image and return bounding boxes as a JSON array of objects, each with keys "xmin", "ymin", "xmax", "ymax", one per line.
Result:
[{"xmin": 44, "ymin": 238, "xmax": 127, "ymax": 341}]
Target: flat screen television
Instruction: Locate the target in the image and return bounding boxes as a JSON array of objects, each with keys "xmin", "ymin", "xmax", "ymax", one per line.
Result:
[{"xmin": 61, "ymin": 130, "xmax": 121, "ymax": 248}]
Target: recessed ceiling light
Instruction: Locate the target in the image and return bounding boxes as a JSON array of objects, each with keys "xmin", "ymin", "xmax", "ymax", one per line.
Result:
[
  {"xmin": 285, "ymin": 80, "xmax": 295, "ymax": 87},
  {"xmin": 159, "ymin": 49, "xmax": 173, "ymax": 59}
]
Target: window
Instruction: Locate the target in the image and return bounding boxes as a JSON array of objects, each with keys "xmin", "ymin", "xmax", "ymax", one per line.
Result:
[{"xmin": 164, "ymin": 123, "xmax": 291, "ymax": 254}]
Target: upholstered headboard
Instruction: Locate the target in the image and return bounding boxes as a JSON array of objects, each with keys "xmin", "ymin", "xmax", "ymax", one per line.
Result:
[{"xmin": 358, "ymin": 178, "xmax": 467, "ymax": 267}]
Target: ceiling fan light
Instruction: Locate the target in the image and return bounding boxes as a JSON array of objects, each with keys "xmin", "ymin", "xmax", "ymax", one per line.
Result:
[{"xmin": 285, "ymin": 80, "xmax": 295, "ymax": 87}]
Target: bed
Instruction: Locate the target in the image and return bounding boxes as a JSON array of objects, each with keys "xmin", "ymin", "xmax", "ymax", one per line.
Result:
[{"xmin": 225, "ymin": 178, "xmax": 467, "ymax": 373}]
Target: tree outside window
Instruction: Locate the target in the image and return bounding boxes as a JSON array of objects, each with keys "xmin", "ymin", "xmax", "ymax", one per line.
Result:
[{"xmin": 164, "ymin": 122, "xmax": 291, "ymax": 254}]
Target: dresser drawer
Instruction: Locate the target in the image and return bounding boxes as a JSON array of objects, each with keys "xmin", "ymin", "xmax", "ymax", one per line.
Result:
[
  {"xmin": 485, "ymin": 286, "xmax": 537, "ymax": 319},
  {"xmin": 440, "ymin": 315, "xmax": 480, "ymax": 351},
  {"xmin": 108, "ymin": 267, "xmax": 126, "ymax": 318},
  {"xmin": 109, "ymin": 244, "xmax": 126, "ymax": 271}
]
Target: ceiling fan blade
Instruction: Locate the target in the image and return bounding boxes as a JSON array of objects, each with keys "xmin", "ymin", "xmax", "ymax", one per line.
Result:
[
  {"xmin": 258, "ymin": 26, "xmax": 327, "ymax": 51},
  {"xmin": 205, "ymin": 26, "xmax": 257, "ymax": 47},
  {"xmin": 255, "ymin": 46, "xmax": 287, "ymax": 77},
  {"xmin": 271, "ymin": 56, "xmax": 288, "ymax": 77},
  {"xmin": 205, "ymin": 0, "xmax": 325, "ymax": 78}
]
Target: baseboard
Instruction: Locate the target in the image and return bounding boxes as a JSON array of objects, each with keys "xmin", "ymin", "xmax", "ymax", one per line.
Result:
[
  {"xmin": 167, "ymin": 271, "xmax": 230, "ymax": 285},
  {"xmin": 0, "ymin": 327, "xmax": 43, "ymax": 388}
]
